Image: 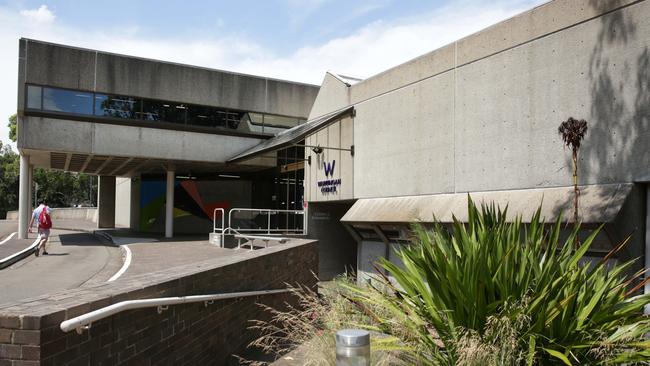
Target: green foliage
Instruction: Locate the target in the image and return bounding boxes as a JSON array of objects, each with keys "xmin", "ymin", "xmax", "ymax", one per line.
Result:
[
  {"xmin": 8, "ymin": 114, "xmax": 16, "ymax": 142},
  {"xmin": 0, "ymin": 142, "xmax": 20, "ymax": 219},
  {"xmin": 343, "ymin": 198, "xmax": 650, "ymax": 365},
  {"xmin": 33, "ymin": 168, "xmax": 96, "ymax": 208}
]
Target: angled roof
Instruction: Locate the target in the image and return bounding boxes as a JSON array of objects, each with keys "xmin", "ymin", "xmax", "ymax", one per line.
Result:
[
  {"xmin": 342, "ymin": 184, "xmax": 633, "ymax": 224},
  {"xmin": 227, "ymin": 106, "xmax": 355, "ymax": 163}
]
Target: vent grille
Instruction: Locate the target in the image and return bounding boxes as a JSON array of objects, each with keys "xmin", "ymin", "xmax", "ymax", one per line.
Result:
[{"xmin": 50, "ymin": 152, "xmax": 67, "ymax": 170}]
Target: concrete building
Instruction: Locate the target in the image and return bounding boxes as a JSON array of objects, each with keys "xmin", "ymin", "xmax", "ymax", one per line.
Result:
[
  {"xmin": 232, "ymin": 0, "xmax": 650, "ymax": 284},
  {"xmin": 16, "ymin": 0, "xmax": 650, "ymax": 287},
  {"xmin": 16, "ymin": 38, "xmax": 319, "ymax": 239}
]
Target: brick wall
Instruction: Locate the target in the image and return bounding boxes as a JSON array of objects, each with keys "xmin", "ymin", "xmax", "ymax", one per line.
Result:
[{"xmin": 0, "ymin": 239, "xmax": 318, "ymax": 365}]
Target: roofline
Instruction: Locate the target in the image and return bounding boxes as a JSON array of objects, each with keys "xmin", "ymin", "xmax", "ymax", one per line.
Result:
[
  {"xmin": 20, "ymin": 38, "xmax": 320, "ymax": 88},
  {"xmin": 350, "ymin": 0, "xmax": 554, "ymax": 88}
]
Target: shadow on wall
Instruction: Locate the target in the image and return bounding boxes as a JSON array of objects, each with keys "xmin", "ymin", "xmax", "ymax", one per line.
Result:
[
  {"xmin": 583, "ymin": 0, "xmax": 649, "ymax": 183},
  {"xmin": 562, "ymin": 0, "xmax": 650, "ymax": 271}
]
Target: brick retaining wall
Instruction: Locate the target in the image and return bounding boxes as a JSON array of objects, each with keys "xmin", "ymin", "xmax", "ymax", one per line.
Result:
[{"xmin": 0, "ymin": 239, "xmax": 318, "ymax": 365}]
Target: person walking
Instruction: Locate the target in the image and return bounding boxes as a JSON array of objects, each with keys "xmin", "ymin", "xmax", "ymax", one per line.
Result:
[{"xmin": 29, "ymin": 200, "xmax": 53, "ymax": 256}]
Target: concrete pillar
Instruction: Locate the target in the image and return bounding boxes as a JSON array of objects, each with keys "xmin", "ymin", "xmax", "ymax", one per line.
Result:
[
  {"xmin": 98, "ymin": 176, "xmax": 116, "ymax": 228},
  {"xmin": 18, "ymin": 154, "xmax": 30, "ymax": 239},
  {"xmin": 165, "ymin": 170, "xmax": 175, "ymax": 238},
  {"xmin": 130, "ymin": 177, "xmax": 141, "ymax": 231},
  {"xmin": 645, "ymin": 185, "xmax": 650, "ymax": 314},
  {"xmin": 27, "ymin": 164, "xmax": 33, "ymax": 211}
]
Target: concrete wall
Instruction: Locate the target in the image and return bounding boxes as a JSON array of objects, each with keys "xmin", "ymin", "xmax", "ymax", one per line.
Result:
[
  {"xmin": 19, "ymin": 39, "xmax": 319, "ymax": 119},
  {"xmin": 6, "ymin": 208, "xmax": 98, "ymax": 222},
  {"xmin": 304, "ymin": 116, "xmax": 354, "ymax": 202},
  {"xmin": 115, "ymin": 177, "xmax": 131, "ymax": 228},
  {"xmin": 18, "ymin": 116, "xmax": 267, "ymax": 165},
  {"xmin": 0, "ymin": 239, "xmax": 318, "ymax": 365},
  {"xmin": 306, "ymin": 0, "xmax": 650, "ymax": 200},
  {"xmin": 308, "ymin": 72, "xmax": 351, "ymax": 119},
  {"xmin": 98, "ymin": 176, "xmax": 116, "ymax": 228},
  {"xmin": 307, "ymin": 202, "xmax": 357, "ymax": 280}
]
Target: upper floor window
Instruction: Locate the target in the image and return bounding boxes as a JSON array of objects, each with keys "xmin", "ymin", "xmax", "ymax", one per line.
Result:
[
  {"xmin": 24, "ymin": 84, "xmax": 306, "ymax": 135},
  {"xmin": 43, "ymin": 87, "xmax": 93, "ymax": 115}
]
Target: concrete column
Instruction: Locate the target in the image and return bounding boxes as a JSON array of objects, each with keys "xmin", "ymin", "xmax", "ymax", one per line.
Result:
[
  {"xmin": 130, "ymin": 177, "xmax": 141, "ymax": 231},
  {"xmin": 165, "ymin": 170, "xmax": 175, "ymax": 238},
  {"xmin": 27, "ymin": 164, "xmax": 33, "ymax": 211},
  {"xmin": 645, "ymin": 185, "xmax": 650, "ymax": 314},
  {"xmin": 98, "ymin": 176, "xmax": 116, "ymax": 228},
  {"xmin": 18, "ymin": 154, "xmax": 30, "ymax": 239}
]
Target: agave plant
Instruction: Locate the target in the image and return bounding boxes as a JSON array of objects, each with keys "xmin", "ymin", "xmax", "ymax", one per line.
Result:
[
  {"xmin": 558, "ymin": 117, "xmax": 588, "ymax": 224},
  {"xmin": 342, "ymin": 198, "xmax": 650, "ymax": 365}
]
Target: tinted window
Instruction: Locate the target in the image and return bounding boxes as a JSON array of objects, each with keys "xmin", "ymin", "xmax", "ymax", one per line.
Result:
[
  {"xmin": 95, "ymin": 94, "xmax": 141, "ymax": 119},
  {"xmin": 187, "ymin": 105, "xmax": 221, "ymax": 128},
  {"xmin": 42, "ymin": 88, "xmax": 93, "ymax": 115},
  {"xmin": 26, "ymin": 85, "xmax": 42, "ymax": 109},
  {"xmin": 143, "ymin": 100, "xmax": 187, "ymax": 124}
]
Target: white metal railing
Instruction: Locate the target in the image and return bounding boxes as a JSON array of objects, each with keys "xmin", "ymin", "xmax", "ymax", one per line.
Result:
[
  {"xmin": 212, "ymin": 208, "xmax": 307, "ymax": 248},
  {"xmin": 228, "ymin": 208, "xmax": 306, "ymax": 235},
  {"xmin": 234, "ymin": 234, "xmax": 287, "ymax": 251},
  {"xmin": 60, "ymin": 288, "xmax": 292, "ymax": 334}
]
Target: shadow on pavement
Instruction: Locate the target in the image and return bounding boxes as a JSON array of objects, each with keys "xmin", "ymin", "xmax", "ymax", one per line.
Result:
[{"xmin": 59, "ymin": 233, "xmax": 111, "ymax": 247}]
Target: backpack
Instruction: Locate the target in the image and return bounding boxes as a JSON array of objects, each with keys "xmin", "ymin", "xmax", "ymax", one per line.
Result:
[{"xmin": 39, "ymin": 207, "xmax": 52, "ymax": 229}]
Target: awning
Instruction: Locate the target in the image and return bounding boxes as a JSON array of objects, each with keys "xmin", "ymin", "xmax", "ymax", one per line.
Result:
[
  {"xmin": 227, "ymin": 106, "xmax": 355, "ymax": 163},
  {"xmin": 342, "ymin": 184, "xmax": 633, "ymax": 224}
]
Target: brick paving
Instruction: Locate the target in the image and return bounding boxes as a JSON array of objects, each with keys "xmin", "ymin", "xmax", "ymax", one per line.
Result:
[{"xmin": 108, "ymin": 233, "xmax": 292, "ymax": 281}]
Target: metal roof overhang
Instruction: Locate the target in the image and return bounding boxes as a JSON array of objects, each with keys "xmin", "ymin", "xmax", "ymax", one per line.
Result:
[
  {"xmin": 227, "ymin": 106, "xmax": 355, "ymax": 163},
  {"xmin": 342, "ymin": 183, "xmax": 633, "ymax": 224}
]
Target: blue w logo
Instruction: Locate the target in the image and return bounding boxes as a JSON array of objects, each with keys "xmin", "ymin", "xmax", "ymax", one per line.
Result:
[{"xmin": 323, "ymin": 160, "xmax": 336, "ymax": 177}]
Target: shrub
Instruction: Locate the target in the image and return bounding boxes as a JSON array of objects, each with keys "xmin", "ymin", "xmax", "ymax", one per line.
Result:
[{"xmin": 344, "ymin": 198, "xmax": 650, "ymax": 365}]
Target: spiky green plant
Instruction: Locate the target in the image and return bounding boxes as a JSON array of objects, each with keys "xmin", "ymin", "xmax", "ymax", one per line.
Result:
[{"xmin": 342, "ymin": 198, "xmax": 650, "ymax": 365}]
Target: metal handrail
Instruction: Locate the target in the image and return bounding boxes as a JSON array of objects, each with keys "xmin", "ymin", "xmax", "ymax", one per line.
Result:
[
  {"xmin": 228, "ymin": 208, "xmax": 306, "ymax": 236},
  {"xmin": 212, "ymin": 208, "xmax": 226, "ymax": 246},
  {"xmin": 60, "ymin": 288, "xmax": 291, "ymax": 334},
  {"xmin": 234, "ymin": 234, "xmax": 287, "ymax": 251}
]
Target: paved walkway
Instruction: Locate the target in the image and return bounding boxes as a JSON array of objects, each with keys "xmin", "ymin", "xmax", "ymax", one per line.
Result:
[
  {"xmin": 0, "ymin": 219, "xmax": 294, "ymax": 310},
  {"xmin": 104, "ymin": 233, "xmax": 254, "ymax": 281},
  {"xmin": 0, "ymin": 229, "xmax": 122, "ymax": 307}
]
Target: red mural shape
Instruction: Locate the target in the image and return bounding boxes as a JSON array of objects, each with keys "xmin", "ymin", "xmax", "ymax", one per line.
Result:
[{"xmin": 180, "ymin": 181, "xmax": 230, "ymax": 218}]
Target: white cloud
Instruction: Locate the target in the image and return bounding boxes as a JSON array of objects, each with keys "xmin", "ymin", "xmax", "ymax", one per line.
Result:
[
  {"xmin": 20, "ymin": 5, "xmax": 55, "ymax": 24},
  {"xmin": 0, "ymin": 0, "xmax": 545, "ymax": 147}
]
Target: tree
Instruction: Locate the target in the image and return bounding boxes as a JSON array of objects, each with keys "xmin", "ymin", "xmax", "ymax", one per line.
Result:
[
  {"xmin": 8, "ymin": 114, "xmax": 16, "ymax": 142},
  {"xmin": 0, "ymin": 141, "xmax": 19, "ymax": 218},
  {"xmin": 558, "ymin": 117, "xmax": 588, "ymax": 225}
]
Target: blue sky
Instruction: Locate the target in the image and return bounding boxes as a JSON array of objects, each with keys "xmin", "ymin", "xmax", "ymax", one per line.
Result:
[{"xmin": 0, "ymin": 0, "xmax": 547, "ymax": 145}]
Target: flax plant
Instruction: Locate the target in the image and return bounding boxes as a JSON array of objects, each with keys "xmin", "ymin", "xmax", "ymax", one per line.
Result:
[
  {"xmin": 342, "ymin": 198, "xmax": 650, "ymax": 365},
  {"xmin": 250, "ymin": 199, "xmax": 650, "ymax": 365}
]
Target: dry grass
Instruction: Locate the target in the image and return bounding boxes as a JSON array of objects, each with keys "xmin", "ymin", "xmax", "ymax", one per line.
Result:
[{"xmin": 242, "ymin": 277, "xmax": 406, "ymax": 365}]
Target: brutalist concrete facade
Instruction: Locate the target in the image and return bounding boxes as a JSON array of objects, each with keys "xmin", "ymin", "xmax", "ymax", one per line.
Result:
[
  {"xmin": 302, "ymin": 0, "xmax": 649, "ymax": 286},
  {"xmin": 15, "ymin": 39, "xmax": 320, "ymax": 238}
]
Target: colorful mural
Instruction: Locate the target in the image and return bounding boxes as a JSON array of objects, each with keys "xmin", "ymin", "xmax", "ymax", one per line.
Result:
[{"xmin": 139, "ymin": 179, "xmax": 249, "ymax": 233}]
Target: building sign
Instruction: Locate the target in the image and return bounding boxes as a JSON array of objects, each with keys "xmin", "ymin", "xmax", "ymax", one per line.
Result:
[{"xmin": 317, "ymin": 160, "xmax": 341, "ymax": 194}]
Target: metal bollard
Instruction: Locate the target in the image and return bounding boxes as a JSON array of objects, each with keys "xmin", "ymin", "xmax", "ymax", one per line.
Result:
[{"xmin": 336, "ymin": 329, "xmax": 370, "ymax": 366}]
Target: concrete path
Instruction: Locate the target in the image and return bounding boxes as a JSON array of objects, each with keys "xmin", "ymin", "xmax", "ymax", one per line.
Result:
[
  {"xmin": 111, "ymin": 236, "xmax": 232, "ymax": 280},
  {"xmin": 0, "ymin": 229, "xmax": 122, "ymax": 307}
]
